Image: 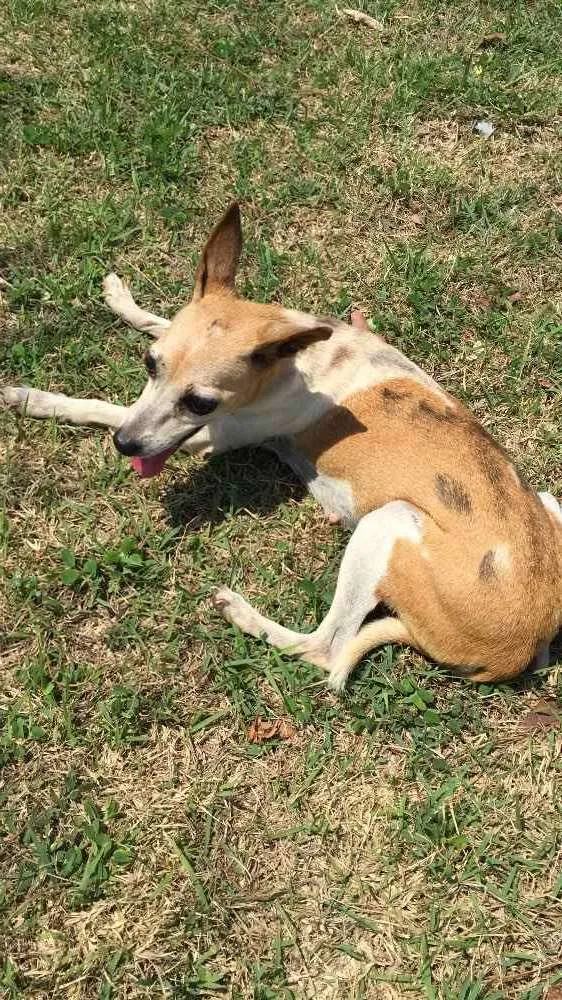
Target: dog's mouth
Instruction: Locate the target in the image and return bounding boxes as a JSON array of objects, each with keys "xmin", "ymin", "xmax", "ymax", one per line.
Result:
[{"xmin": 129, "ymin": 428, "xmax": 200, "ymax": 479}]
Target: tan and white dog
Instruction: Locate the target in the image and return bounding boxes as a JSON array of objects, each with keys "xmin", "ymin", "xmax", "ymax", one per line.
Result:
[{"xmin": 2, "ymin": 204, "xmax": 561, "ymax": 690}]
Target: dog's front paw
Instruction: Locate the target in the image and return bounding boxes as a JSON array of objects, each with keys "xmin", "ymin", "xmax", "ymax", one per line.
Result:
[
  {"xmin": 103, "ymin": 272, "xmax": 132, "ymax": 310},
  {"xmin": 212, "ymin": 585, "xmax": 239, "ymax": 617},
  {"xmin": 0, "ymin": 386, "xmax": 30, "ymax": 412}
]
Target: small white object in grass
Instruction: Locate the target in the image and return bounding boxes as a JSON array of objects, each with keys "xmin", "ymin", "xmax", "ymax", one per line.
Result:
[
  {"xmin": 341, "ymin": 8, "xmax": 383, "ymax": 30},
  {"xmin": 473, "ymin": 120, "xmax": 495, "ymax": 139}
]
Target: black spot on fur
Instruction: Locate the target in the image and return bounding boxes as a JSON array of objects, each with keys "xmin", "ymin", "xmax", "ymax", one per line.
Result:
[
  {"xmin": 382, "ymin": 386, "xmax": 406, "ymax": 403},
  {"xmin": 479, "ymin": 550, "xmax": 496, "ymax": 580},
  {"xmin": 417, "ymin": 400, "xmax": 456, "ymax": 423},
  {"xmin": 435, "ymin": 473, "xmax": 472, "ymax": 515}
]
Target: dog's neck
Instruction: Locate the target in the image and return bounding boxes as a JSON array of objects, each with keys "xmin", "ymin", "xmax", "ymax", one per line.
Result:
[
  {"xmin": 242, "ymin": 319, "xmax": 412, "ymax": 437},
  {"xmin": 244, "ymin": 359, "xmax": 333, "ymax": 437},
  {"xmin": 240, "ymin": 321, "xmax": 364, "ymax": 434}
]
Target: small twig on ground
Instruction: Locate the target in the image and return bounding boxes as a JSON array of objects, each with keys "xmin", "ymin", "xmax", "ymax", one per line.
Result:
[{"xmin": 340, "ymin": 8, "xmax": 383, "ymax": 31}]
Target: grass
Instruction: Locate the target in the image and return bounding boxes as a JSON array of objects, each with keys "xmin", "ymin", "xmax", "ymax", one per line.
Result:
[{"xmin": 1, "ymin": 0, "xmax": 562, "ymax": 996}]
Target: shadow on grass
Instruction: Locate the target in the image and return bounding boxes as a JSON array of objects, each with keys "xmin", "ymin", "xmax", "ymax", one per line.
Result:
[
  {"xmin": 162, "ymin": 402, "xmax": 368, "ymax": 528},
  {"xmin": 162, "ymin": 447, "xmax": 305, "ymax": 529}
]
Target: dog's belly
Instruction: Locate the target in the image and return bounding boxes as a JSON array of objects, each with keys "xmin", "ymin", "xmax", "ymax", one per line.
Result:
[{"xmin": 265, "ymin": 436, "xmax": 356, "ymax": 525}]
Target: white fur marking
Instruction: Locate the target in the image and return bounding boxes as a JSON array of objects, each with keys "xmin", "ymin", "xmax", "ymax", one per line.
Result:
[
  {"xmin": 493, "ymin": 543, "xmax": 511, "ymax": 572},
  {"xmin": 539, "ymin": 491, "xmax": 562, "ymax": 523},
  {"xmin": 324, "ymin": 501, "xmax": 422, "ymax": 691}
]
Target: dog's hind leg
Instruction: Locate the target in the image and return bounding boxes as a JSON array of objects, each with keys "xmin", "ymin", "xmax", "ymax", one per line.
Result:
[
  {"xmin": 212, "ymin": 586, "xmax": 330, "ymax": 668},
  {"xmin": 1, "ymin": 386, "xmax": 127, "ymax": 427},
  {"xmin": 212, "ymin": 501, "xmax": 421, "ymax": 690},
  {"xmin": 102, "ymin": 274, "xmax": 171, "ymax": 337}
]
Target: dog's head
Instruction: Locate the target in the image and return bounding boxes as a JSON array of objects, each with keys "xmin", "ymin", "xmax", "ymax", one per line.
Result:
[{"xmin": 113, "ymin": 204, "xmax": 333, "ymax": 475}]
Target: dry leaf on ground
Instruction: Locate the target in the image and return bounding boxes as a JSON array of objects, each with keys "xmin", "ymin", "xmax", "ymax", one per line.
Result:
[
  {"xmin": 247, "ymin": 717, "xmax": 297, "ymax": 743},
  {"xmin": 478, "ymin": 32, "xmax": 507, "ymax": 48},
  {"xmin": 519, "ymin": 700, "xmax": 561, "ymax": 733},
  {"xmin": 471, "ymin": 293, "xmax": 493, "ymax": 309}
]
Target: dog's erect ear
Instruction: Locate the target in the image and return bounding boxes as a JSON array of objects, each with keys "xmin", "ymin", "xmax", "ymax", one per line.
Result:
[
  {"xmin": 250, "ymin": 318, "xmax": 334, "ymax": 366},
  {"xmin": 192, "ymin": 203, "xmax": 242, "ymax": 301}
]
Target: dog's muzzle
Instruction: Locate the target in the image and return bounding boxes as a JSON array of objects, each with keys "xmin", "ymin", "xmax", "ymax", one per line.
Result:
[
  {"xmin": 113, "ymin": 424, "xmax": 201, "ymax": 458},
  {"xmin": 113, "ymin": 428, "xmax": 142, "ymax": 456}
]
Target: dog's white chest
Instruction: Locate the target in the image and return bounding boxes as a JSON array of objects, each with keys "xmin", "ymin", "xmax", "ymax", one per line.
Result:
[{"xmin": 265, "ymin": 437, "xmax": 357, "ymax": 525}]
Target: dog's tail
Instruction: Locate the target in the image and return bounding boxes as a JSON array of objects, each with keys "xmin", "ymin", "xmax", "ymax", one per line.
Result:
[{"xmin": 328, "ymin": 616, "xmax": 415, "ymax": 691}]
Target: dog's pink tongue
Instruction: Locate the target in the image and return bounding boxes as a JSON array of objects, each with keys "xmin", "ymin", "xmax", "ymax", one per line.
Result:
[{"xmin": 130, "ymin": 449, "xmax": 174, "ymax": 478}]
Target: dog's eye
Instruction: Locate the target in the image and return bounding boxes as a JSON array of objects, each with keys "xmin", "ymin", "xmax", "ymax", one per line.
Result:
[
  {"xmin": 144, "ymin": 351, "xmax": 157, "ymax": 378},
  {"xmin": 179, "ymin": 391, "xmax": 218, "ymax": 416}
]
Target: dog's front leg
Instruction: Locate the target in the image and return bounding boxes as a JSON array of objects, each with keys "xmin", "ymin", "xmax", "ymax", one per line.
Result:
[
  {"xmin": 102, "ymin": 274, "xmax": 171, "ymax": 338},
  {"xmin": 1, "ymin": 386, "xmax": 127, "ymax": 428}
]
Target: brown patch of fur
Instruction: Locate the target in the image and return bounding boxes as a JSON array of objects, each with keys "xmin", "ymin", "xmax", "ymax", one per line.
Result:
[
  {"xmin": 466, "ymin": 421, "xmax": 517, "ymax": 520},
  {"xmin": 331, "ymin": 346, "xmax": 353, "ymax": 368},
  {"xmin": 524, "ymin": 500, "xmax": 549, "ymax": 579}
]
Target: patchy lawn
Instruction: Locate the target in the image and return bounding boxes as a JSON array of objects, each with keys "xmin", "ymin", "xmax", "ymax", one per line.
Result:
[{"xmin": 1, "ymin": 1, "xmax": 561, "ymax": 997}]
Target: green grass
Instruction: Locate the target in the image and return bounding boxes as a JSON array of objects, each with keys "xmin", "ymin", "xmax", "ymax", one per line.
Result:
[{"xmin": 1, "ymin": 1, "xmax": 562, "ymax": 997}]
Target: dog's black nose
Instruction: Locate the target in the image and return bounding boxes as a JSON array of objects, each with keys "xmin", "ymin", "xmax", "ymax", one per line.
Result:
[{"xmin": 113, "ymin": 429, "xmax": 142, "ymax": 456}]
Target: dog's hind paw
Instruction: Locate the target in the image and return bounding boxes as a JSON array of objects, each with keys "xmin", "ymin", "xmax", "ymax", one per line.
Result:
[
  {"xmin": 326, "ymin": 664, "xmax": 349, "ymax": 695},
  {"xmin": 0, "ymin": 386, "xmax": 30, "ymax": 412},
  {"xmin": 212, "ymin": 586, "xmax": 259, "ymax": 633}
]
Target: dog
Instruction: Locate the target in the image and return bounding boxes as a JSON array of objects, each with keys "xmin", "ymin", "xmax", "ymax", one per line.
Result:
[{"xmin": 2, "ymin": 204, "xmax": 561, "ymax": 691}]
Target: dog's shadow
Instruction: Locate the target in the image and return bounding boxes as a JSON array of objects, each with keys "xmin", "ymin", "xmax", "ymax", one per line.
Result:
[
  {"xmin": 162, "ymin": 404, "xmax": 368, "ymax": 529},
  {"xmin": 162, "ymin": 447, "xmax": 305, "ymax": 529}
]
